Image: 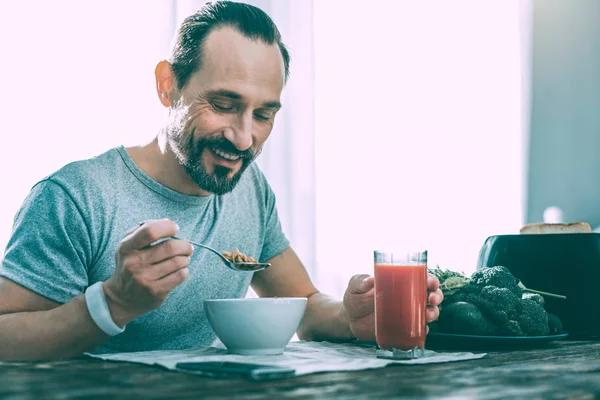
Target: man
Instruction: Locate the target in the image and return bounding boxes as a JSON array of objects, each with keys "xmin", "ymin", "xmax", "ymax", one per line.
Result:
[{"xmin": 0, "ymin": 1, "xmax": 442, "ymax": 360}]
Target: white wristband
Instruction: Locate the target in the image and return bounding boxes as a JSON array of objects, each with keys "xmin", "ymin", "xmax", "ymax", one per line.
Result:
[{"xmin": 85, "ymin": 281, "xmax": 126, "ymax": 336}]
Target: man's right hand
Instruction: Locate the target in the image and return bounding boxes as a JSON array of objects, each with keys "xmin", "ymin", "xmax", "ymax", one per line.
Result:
[
  {"xmin": 103, "ymin": 219, "xmax": 194, "ymax": 327},
  {"xmin": 0, "ymin": 219, "xmax": 193, "ymax": 361}
]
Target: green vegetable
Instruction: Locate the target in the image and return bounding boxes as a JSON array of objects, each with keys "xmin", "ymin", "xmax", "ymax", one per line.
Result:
[
  {"xmin": 502, "ymin": 320, "xmax": 523, "ymax": 336},
  {"xmin": 515, "ymin": 299, "xmax": 549, "ymax": 336},
  {"xmin": 434, "ymin": 265, "xmax": 562, "ymax": 337},
  {"xmin": 428, "ymin": 266, "xmax": 468, "ymax": 283},
  {"xmin": 469, "ymin": 266, "xmax": 522, "ymax": 298},
  {"xmin": 471, "ymin": 286, "xmax": 520, "ymax": 322},
  {"xmin": 547, "ymin": 313, "xmax": 563, "ymax": 333},
  {"xmin": 440, "ymin": 276, "xmax": 470, "ymax": 296},
  {"xmin": 437, "ymin": 302, "xmax": 497, "ymax": 335},
  {"xmin": 522, "ymin": 292, "xmax": 545, "ymax": 306}
]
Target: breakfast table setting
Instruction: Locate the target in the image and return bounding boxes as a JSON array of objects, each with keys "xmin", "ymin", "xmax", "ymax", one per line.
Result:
[{"xmin": 3, "ymin": 221, "xmax": 600, "ymax": 399}]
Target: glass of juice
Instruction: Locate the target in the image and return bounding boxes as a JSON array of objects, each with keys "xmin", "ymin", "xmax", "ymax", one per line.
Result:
[{"xmin": 374, "ymin": 250, "xmax": 428, "ymax": 359}]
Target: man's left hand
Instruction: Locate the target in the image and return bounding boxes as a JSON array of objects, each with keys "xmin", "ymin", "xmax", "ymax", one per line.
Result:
[{"xmin": 342, "ymin": 273, "xmax": 444, "ymax": 342}]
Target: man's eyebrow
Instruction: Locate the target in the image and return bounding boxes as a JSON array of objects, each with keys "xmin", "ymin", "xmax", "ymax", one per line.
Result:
[
  {"xmin": 262, "ymin": 100, "xmax": 282, "ymax": 109},
  {"xmin": 206, "ymin": 89, "xmax": 282, "ymax": 109},
  {"xmin": 206, "ymin": 89, "xmax": 242, "ymax": 100}
]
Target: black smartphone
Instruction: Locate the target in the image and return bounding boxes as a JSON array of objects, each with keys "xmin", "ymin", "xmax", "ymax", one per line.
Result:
[{"xmin": 175, "ymin": 361, "xmax": 296, "ymax": 380}]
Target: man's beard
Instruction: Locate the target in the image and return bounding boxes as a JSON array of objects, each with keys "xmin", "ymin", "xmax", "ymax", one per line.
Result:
[{"xmin": 169, "ymin": 131, "xmax": 257, "ymax": 195}]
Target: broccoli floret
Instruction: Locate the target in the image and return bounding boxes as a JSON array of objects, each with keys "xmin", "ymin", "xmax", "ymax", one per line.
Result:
[
  {"xmin": 480, "ymin": 286, "xmax": 520, "ymax": 316},
  {"xmin": 463, "ymin": 286, "xmax": 520, "ymax": 328},
  {"xmin": 437, "ymin": 302, "xmax": 498, "ymax": 335},
  {"xmin": 522, "ymin": 292, "xmax": 545, "ymax": 306},
  {"xmin": 437, "ymin": 266, "xmax": 554, "ymax": 337},
  {"xmin": 547, "ymin": 313, "xmax": 563, "ymax": 334},
  {"xmin": 467, "ymin": 295, "xmax": 510, "ymax": 326},
  {"xmin": 470, "ymin": 266, "xmax": 522, "ymax": 298},
  {"xmin": 501, "ymin": 320, "xmax": 524, "ymax": 336},
  {"xmin": 515, "ymin": 299, "xmax": 549, "ymax": 336}
]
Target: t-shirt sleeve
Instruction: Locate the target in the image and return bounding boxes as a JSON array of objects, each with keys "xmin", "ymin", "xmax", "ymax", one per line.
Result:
[
  {"xmin": 259, "ymin": 180, "xmax": 290, "ymax": 263},
  {"xmin": 0, "ymin": 179, "xmax": 92, "ymax": 304}
]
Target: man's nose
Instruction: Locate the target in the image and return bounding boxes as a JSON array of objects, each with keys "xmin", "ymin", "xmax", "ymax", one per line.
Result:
[{"xmin": 224, "ymin": 113, "xmax": 253, "ymax": 151}]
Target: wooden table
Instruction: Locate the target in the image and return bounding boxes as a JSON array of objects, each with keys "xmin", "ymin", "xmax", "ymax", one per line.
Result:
[{"xmin": 2, "ymin": 340, "xmax": 599, "ymax": 399}]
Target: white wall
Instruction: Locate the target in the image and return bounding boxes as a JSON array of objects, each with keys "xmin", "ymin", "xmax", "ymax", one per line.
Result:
[
  {"xmin": 0, "ymin": 1, "xmax": 173, "ymax": 250},
  {"xmin": 313, "ymin": 0, "xmax": 527, "ymax": 298}
]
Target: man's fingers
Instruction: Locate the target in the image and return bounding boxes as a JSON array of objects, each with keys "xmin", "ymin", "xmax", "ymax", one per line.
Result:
[
  {"xmin": 157, "ymin": 266, "xmax": 190, "ymax": 293},
  {"xmin": 148, "ymin": 255, "xmax": 192, "ymax": 281},
  {"xmin": 426, "ymin": 275, "xmax": 442, "ymax": 324},
  {"xmin": 123, "ymin": 221, "xmax": 148, "ymax": 238},
  {"xmin": 349, "ymin": 313, "xmax": 375, "ymax": 342},
  {"xmin": 426, "ymin": 305, "xmax": 440, "ymax": 322},
  {"xmin": 344, "ymin": 275, "xmax": 375, "ymax": 320},
  {"xmin": 120, "ymin": 219, "xmax": 179, "ymax": 252},
  {"xmin": 428, "ymin": 288, "xmax": 444, "ymax": 307},
  {"xmin": 427, "ymin": 274, "xmax": 440, "ymax": 292},
  {"xmin": 347, "ymin": 274, "xmax": 375, "ymax": 295},
  {"xmin": 142, "ymin": 239, "xmax": 194, "ymax": 265}
]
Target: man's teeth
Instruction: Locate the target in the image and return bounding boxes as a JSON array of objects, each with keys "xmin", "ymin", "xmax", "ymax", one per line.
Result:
[{"xmin": 214, "ymin": 149, "xmax": 240, "ymax": 161}]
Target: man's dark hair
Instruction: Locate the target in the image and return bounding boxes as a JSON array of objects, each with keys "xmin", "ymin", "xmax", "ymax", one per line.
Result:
[{"xmin": 169, "ymin": 1, "xmax": 290, "ymax": 90}]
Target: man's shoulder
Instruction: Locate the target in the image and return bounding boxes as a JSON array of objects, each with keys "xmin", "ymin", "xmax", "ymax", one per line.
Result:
[
  {"xmin": 33, "ymin": 147, "xmax": 124, "ymax": 202},
  {"xmin": 43, "ymin": 147, "xmax": 123, "ymax": 187}
]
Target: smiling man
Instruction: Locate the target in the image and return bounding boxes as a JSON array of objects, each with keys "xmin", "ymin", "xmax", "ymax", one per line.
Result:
[{"xmin": 0, "ymin": 1, "xmax": 443, "ymax": 360}]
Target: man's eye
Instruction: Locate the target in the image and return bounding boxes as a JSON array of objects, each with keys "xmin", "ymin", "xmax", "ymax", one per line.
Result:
[
  {"xmin": 254, "ymin": 111, "xmax": 273, "ymax": 121},
  {"xmin": 212, "ymin": 102, "xmax": 234, "ymax": 112}
]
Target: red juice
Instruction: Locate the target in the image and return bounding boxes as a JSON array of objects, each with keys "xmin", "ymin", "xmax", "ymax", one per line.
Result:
[{"xmin": 374, "ymin": 263, "xmax": 428, "ymax": 350}]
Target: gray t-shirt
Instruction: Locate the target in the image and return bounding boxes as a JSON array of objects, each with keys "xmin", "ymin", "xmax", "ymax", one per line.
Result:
[{"xmin": 0, "ymin": 146, "xmax": 289, "ymax": 354}]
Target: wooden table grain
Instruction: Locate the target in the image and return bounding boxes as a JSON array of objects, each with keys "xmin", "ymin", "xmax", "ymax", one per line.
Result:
[{"xmin": 1, "ymin": 340, "xmax": 599, "ymax": 399}]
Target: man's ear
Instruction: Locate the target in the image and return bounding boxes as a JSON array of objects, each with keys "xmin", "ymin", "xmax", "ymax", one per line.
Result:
[{"xmin": 155, "ymin": 60, "xmax": 175, "ymax": 107}]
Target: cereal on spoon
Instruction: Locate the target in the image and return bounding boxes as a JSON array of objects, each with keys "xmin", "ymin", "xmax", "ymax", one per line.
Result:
[{"xmin": 222, "ymin": 248, "xmax": 260, "ymax": 271}]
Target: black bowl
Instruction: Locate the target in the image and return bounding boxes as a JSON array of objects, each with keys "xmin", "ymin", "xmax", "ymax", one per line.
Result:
[{"xmin": 477, "ymin": 233, "xmax": 600, "ymax": 339}]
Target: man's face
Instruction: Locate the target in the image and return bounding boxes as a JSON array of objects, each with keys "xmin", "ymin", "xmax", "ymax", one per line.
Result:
[{"xmin": 165, "ymin": 27, "xmax": 285, "ymax": 195}]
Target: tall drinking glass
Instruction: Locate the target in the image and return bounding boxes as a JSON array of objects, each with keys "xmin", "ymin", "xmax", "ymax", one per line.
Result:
[{"xmin": 374, "ymin": 250, "xmax": 428, "ymax": 357}]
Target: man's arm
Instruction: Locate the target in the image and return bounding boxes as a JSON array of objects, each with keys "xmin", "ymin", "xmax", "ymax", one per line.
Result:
[
  {"xmin": 251, "ymin": 247, "xmax": 355, "ymax": 342},
  {"xmin": 0, "ymin": 278, "xmax": 111, "ymax": 360},
  {"xmin": 252, "ymin": 247, "xmax": 444, "ymax": 343},
  {"xmin": 0, "ymin": 220, "xmax": 193, "ymax": 361}
]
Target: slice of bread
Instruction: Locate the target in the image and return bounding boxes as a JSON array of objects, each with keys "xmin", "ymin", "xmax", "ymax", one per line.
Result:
[{"xmin": 519, "ymin": 222, "xmax": 592, "ymax": 234}]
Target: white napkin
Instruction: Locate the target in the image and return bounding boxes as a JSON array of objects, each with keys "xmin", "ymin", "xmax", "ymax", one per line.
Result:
[{"xmin": 87, "ymin": 341, "xmax": 486, "ymax": 377}]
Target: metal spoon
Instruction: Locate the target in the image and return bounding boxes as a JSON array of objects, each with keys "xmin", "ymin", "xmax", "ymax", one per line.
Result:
[{"xmin": 172, "ymin": 236, "xmax": 270, "ymax": 272}]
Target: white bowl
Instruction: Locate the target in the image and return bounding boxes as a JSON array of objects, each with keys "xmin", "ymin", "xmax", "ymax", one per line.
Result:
[{"xmin": 204, "ymin": 297, "xmax": 307, "ymax": 355}]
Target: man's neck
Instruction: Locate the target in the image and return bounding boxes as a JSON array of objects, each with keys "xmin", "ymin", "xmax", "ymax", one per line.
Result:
[{"xmin": 126, "ymin": 135, "xmax": 211, "ymax": 197}]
